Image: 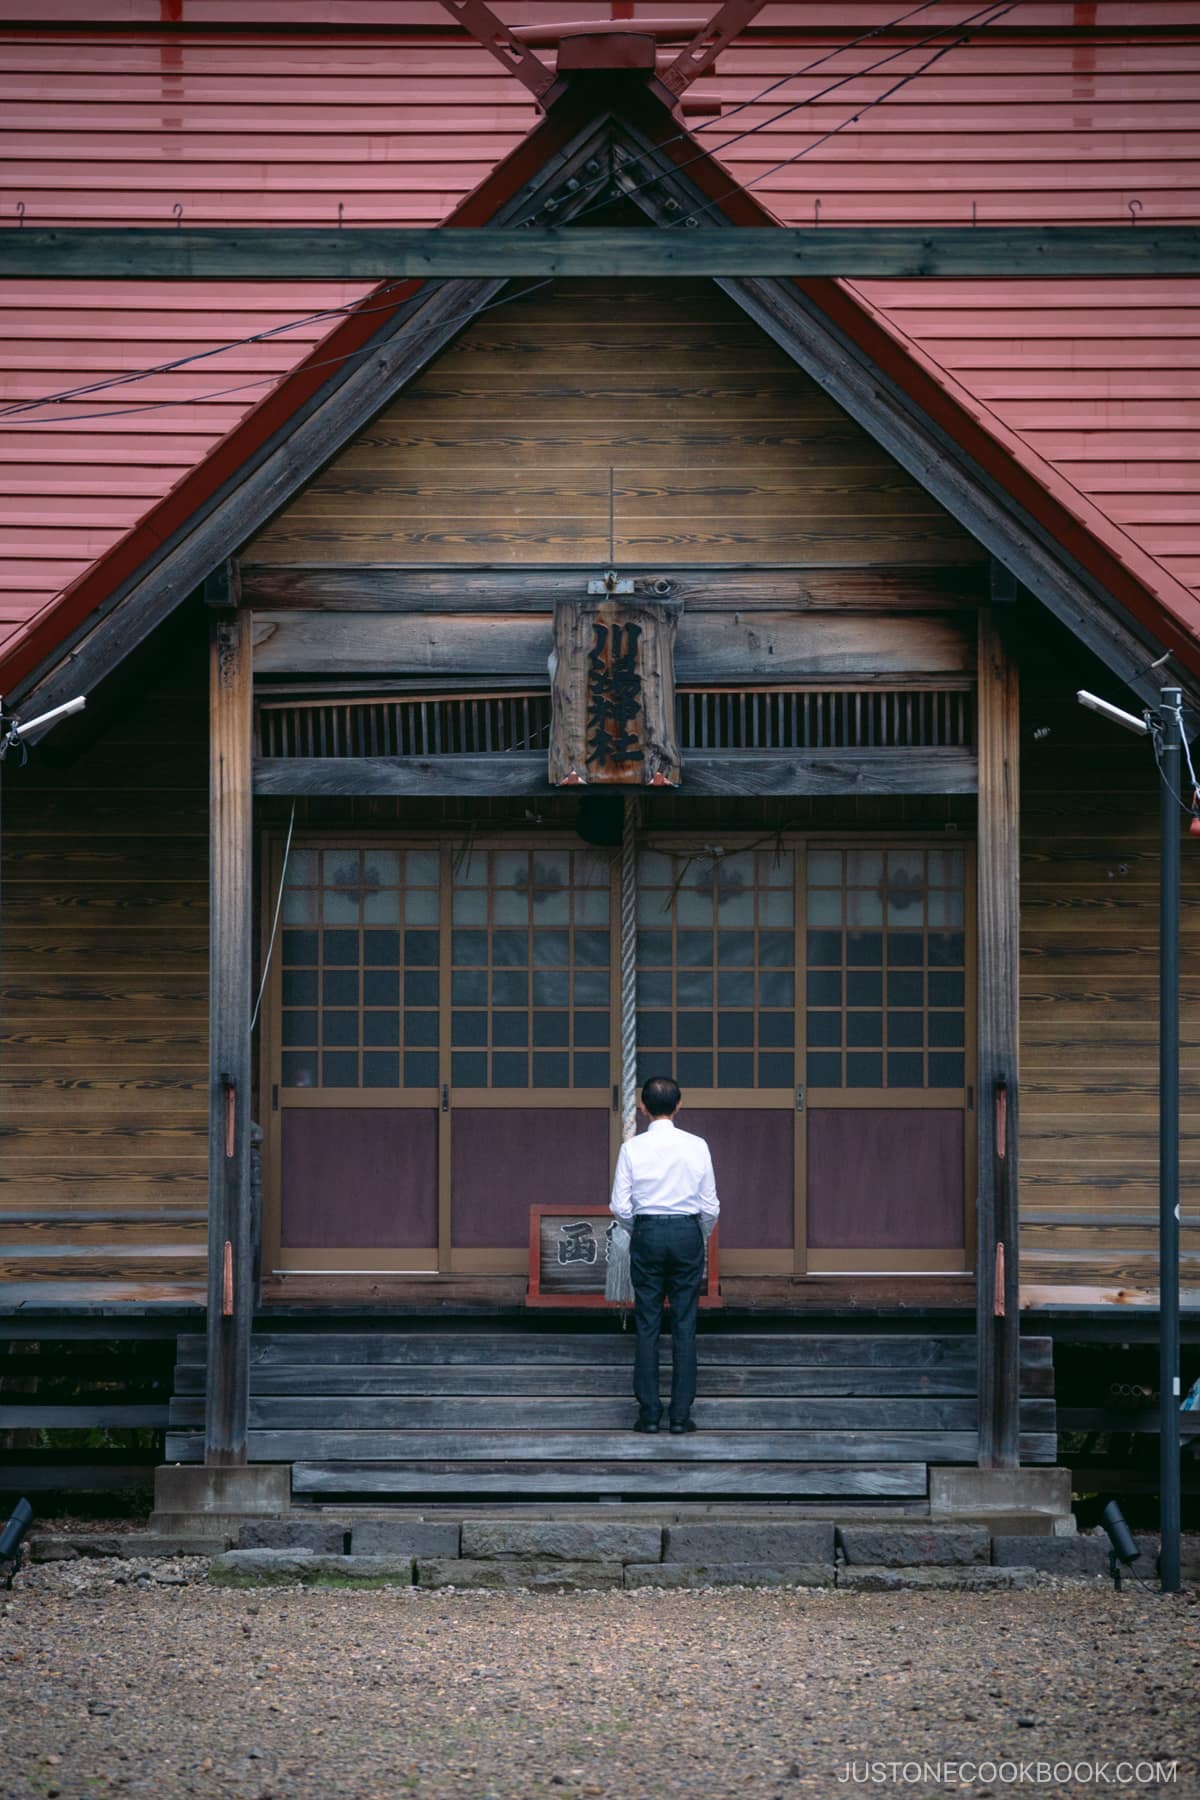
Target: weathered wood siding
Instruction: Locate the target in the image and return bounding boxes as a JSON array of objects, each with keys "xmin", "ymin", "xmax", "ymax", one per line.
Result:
[
  {"xmin": 0, "ymin": 621, "xmax": 209, "ymax": 1300},
  {"xmin": 1019, "ymin": 617, "xmax": 1200, "ymax": 1301},
  {"xmin": 247, "ymin": 278, "xmax": 980, "ymax": 570}
]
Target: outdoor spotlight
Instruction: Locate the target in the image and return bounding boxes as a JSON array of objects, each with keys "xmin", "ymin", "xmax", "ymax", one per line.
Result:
[
  {"xmin": 1100, "ymin": 1499, "xmax": 1140, "ymax": 1589},
  {"xmin": 0, "ymin": 693, "xmax": 86, "ymax": 764},
  {"xmin": 1076, "ymin": 690, "xmax": 1150, "ymax": 736},
  {"xmin": 0, "ymin": 1498, "xmax": 34, "ymax": 1587}
]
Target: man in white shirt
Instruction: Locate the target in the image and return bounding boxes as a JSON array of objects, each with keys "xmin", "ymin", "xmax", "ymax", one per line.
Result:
[{"xmin": 609, "ymin": 1075, "xmax": 719, "ymax": 1435}]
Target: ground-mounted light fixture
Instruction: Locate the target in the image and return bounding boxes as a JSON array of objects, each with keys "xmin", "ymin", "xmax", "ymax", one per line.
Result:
[
  {"xmin": 1100, "ymin": 1499, "xmax": 1141, "ymax": 1591},
  {"xmin": 0, "ymin": 1498, "xmax": 34, "ymax": 1588}
]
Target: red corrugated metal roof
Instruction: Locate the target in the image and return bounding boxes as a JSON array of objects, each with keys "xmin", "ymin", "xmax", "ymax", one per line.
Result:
[
  {"xmin": 2, "ymin": 3, "xmax": 1200, "ymax": 683},
  {"xmin": 846, "ymin": 276, "xmax": 1200, "ymax": 603}
]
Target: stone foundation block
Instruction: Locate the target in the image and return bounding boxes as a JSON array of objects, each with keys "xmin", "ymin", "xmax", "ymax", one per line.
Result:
[
  {"xmin": 662, "ymin": 1522, "xmax": 834, "ymax": 1564},
  {"xmin": 991, "ymin": 1535, "xmax": 1109, "ymax": 1575},
  {"xmin": 209, "ymin": 1550, "xmax": 414, "ymax": 1587},
  {"xmin": 352, "ymin": 1521, "xmax": 462, "ymax": 1557},
  {"xmin": 952, "ymin": 1513, "xmax": 1074, "ymax": 1538},
  {"xmin": 838, "ymin": 1526, "xmax": 989, "ymax": 1567},
  {"xmin": 145, "ymin": 1514, "xmax": 240, "ymax": 1543},
  {"xmin": 838, "ymin": 1564, "xmax": 1036, "ymax": 1592},
  {"xmin": 153, "ymin": 1464, "xmax": 291, "ymax": 1520},
  {"xmin": 30, "ymin": 1533, "xmax": 219, "ymax": 1563},
  {"xmin": 929, "ymin": 1466, "xmax": 1072, "ymax": 1519},
  {"xmin": 460, "ymin": 1521, "xmax": 661, "ymax": 1563},
  {"xmin": 415, "ymin": 1557, "xmax": 622, "ymax": 1592},
  {"xmin": 238, "ymin": 1520, "xmax": 347, "ymax": 1554},
  {"xmin": 625, "ymin": 1562, "xmax": 834, "ymax": 1590}
]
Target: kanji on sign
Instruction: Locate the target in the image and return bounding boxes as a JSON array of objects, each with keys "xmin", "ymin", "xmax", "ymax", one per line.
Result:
[
  {"xmin": 549, "ymin": 597, "xmax": 681, "ymax": 786},
  {"xmin": 556, "ymin": 1220, "xmax": 599, "ymax": 1266}
]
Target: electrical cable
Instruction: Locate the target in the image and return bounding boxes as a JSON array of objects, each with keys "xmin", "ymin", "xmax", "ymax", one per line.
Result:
[
  {"xmin": 250, "ymin": 798, "xmax": 296, "ymax": 1034},
  {"xmin": 685, "ymin": 0, "xmax": 947, "ymax": 138},
  {"xmin": 672, "ymin": 0, "xmax": 1021, "ymax": 223},
  {"xmin": 0, "ymin": 0, "xmax": 1010, "ymax": 422},
  {"xmin": 0, "ymin": 0, "xmax": 948, "ymax": 418},
  {"xmin": 1176, "ymin": 693, "xmax": 1200, "ymax": 803},
  {"xmin": 1149, "ymin": 711, "xmax": 1198, "ymax": 820},
  {"xmin": 590, "ymin": 0, "xmax": 1017, "ymax": 229},
  {"xmin": 0, "ymin": 275, "xmax": 563, "ymax": 424}
]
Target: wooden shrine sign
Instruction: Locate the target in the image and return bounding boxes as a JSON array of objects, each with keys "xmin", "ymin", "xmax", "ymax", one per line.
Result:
[
  {"xmin": 548, "ymin": 595, "xmax": 681, "ymax": 786},
  {"xmin": 526, "ymin": 1205, "xmax": 721, "ymax": 1309}
]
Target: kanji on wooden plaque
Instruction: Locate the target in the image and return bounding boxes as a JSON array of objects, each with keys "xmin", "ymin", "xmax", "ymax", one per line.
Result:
[{"xmin": 549, "ymin": 597, "xmax": 681, "ymax": 786}]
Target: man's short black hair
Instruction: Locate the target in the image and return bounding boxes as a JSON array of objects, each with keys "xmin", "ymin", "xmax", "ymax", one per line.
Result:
[{"xmin": 642, "ymin": 1075, "xmax": 681, "ymax": 1118}]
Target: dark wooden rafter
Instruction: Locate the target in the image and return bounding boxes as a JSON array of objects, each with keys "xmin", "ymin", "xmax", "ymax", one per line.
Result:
[
  {"xmin": 206, "ymin": 595, "xmax": 254, "ymax": 1466},
  {"xmin": 437, "ymin": 0, "xmax": 558, "ymax": 104},
  {"xmin": 3, "ymin": 225, "xmax": 1197, "ymax": 280},
  {"xmin": 658, "ymin": 1, "xmax": 769, "ymax": 98}
]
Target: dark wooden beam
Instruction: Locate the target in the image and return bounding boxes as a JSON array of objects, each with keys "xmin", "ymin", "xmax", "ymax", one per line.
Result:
[
  {"xmin": 975, "ymin": 606, "xmax": 1021, "ymax": 1471},
  {"xmin": 3, "ymin": 226, "xmax": 1197, "ymax": 281},
  {"xmin": 239, "ymin": 564, "xmax": 985, "ymax": 613},
  {"xmin": 248, "ymin": 609, "xmax": 974, "ymax": 681},
  {"xmin": 252, "ymin": 748, "xmax": 976, "ymax": 797},
  {"xmin": 202, "ymin": 558, "xmax": 242, "ymax": 612},
  {"xmin": 206, "ymin": 611, "xmax": 254, "ymax": 1467}
]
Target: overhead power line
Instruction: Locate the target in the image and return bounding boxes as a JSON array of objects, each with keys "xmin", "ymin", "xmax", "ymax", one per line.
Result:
[{"xmin": 0, "ymin": 2, "xmax": 1022, "ymax": 426}]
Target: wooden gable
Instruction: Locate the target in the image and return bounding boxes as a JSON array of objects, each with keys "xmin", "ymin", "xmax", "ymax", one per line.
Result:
[{"xmin": 246, "ymin": 277, "xmax": 983, "ymax": 574}]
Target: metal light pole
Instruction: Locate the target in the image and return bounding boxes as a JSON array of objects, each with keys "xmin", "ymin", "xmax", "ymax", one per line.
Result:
[
  {"xmin": 1077, "ymin": 685, "xmax": 1182, "ymax": 1593},
  {"xmin": 1158, "ymin": 689, "xmax": 1183, "ymax": 1594}
]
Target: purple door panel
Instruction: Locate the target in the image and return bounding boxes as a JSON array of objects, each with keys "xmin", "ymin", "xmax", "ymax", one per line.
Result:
[
  {"xmin": 807, "ymin": 1108, "xmax": 964, "ymax": 1250},
  {"xmin": 281, "ymin": 1108, "xmax": 438, "ymax": 1249}
]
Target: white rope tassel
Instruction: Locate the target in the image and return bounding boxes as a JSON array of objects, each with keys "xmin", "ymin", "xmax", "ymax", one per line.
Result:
[{"xmin": 620, "ymin": 792, "xmax": 640, "ymax": 1142}]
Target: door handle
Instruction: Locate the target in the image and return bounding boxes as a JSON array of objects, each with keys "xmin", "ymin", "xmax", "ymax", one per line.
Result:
[
  {"xmin": 796, "ymin": 1085, "xmax": 805, "ymax": 1112},
  {"xmin": 441, "ymin": 1083, "xmax": 449, "ymax": 1113}
]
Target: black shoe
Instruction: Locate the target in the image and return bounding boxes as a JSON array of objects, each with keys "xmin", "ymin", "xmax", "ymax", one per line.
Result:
[
  {"xmin": 633, "ymin": 1417, "xmax": 660, "ymax": 1434},
  {"xmin": 669, "ymin": 1417, "xmax": 697, "ymax": 1435}
]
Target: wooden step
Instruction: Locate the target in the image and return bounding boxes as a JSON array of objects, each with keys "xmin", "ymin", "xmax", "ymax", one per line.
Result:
[
  {"xmin": 175, "ymin": 1331, "xmax": 1052, "ymax": 1371},
  {"xmin": 290, "ymin": 1460, "xmax": 932, "ymax": 1499},
  {"xmin": 171, "ymin": 1362, "xmax": 986, "ymax": 1398},
  {"xmin": 166, "ymin": 1395, "xmax": 1056, "ymax": 1434},
  {"xmin": 163, "ymin": 1426, "xmax": 1057, "ymax": 1463},
  {"xmin": 167, "ymin": 1330, "xmax": 1057, "ymax": 1478}
]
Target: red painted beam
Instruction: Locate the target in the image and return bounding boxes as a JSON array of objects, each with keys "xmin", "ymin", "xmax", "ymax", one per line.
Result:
[
  {"xmin": 659, "ymin": 0, "xmax": 767, "ymax": 99},
  {"xmin": 438, "ymin": 0, "xmax": 557, "ymax": 104}
]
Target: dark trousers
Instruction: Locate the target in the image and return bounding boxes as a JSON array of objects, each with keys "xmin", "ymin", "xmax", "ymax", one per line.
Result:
[{"xmin": 630, "ymin": 1213, "xmax": 706, "ymax": 1425}]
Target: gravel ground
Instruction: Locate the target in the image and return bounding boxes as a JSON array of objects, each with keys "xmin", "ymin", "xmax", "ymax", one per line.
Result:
[{"xmin": 1, "ymin": 1557, "xmax": 1197, "ymax": 1800}]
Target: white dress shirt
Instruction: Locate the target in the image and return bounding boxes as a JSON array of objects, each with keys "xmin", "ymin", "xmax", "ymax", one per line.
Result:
[{"xmin": 609, "ymin": 1117, "xmax": 720, "ymax": 1232}]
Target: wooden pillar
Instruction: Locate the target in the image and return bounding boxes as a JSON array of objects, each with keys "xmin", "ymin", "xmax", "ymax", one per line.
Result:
[
  {"xmin": 976, "ymin": 605, "xmax": 1021, "ymax": 1468},
  {"xmin": 205, "ymin": 600, "xmax": 254, "ymax": 1465}
]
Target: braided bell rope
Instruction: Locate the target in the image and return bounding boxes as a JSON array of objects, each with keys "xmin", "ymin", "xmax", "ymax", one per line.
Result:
[{"xmin": 620, "ymin": 792, "xmax": 640, "ymax": 1142}]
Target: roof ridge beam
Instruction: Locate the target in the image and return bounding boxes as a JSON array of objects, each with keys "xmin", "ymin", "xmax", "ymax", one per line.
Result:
[{"xmin": 3, "ymin": 225, "xmax": 1197, "ymax": 281}]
